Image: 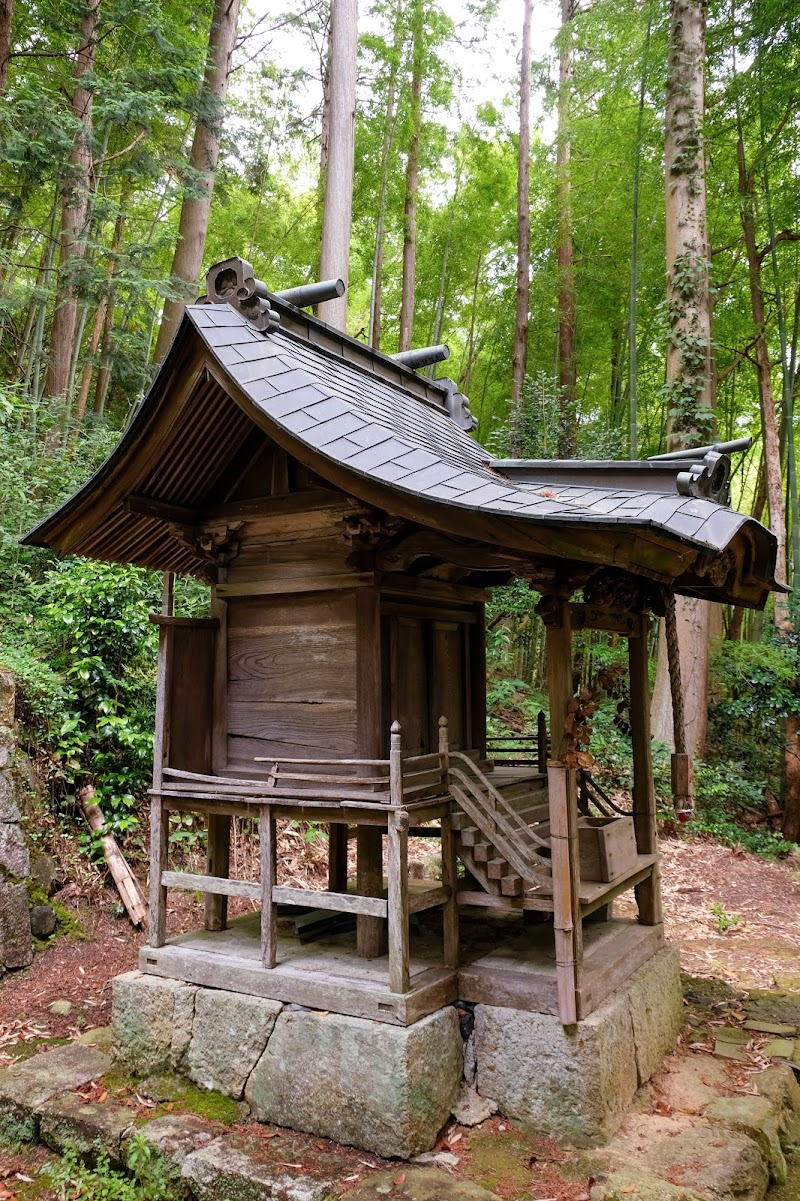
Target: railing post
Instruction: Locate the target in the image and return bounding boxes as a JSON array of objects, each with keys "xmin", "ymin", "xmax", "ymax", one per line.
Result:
[
  {"xmin": 548, "ymin": 760, "xmax": 578, "ymax": 1024},
  {"xmin": 438, "ymin": 715, "xmax": 459, "ymax": 968}
]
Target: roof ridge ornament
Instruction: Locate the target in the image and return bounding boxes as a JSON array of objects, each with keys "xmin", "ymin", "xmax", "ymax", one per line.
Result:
[{"xmin": 204, "ymin": 257, "xmax": 346, "ymax": 332}]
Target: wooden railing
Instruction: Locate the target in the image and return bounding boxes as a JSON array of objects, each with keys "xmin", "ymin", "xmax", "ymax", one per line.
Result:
[{"xmin": 486, "ymin": 709, "xmax": 549, "ymax": 772}]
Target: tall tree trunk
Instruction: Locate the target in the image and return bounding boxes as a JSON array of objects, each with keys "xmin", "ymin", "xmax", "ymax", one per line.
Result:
[
  {"xmin": 651, "ymin": 0, "xmax": 715, "ymax": 759},
  {"xmin": 369, "ymin": 0, "xmax": 403, "ymax": 350},
  {"xmin": 152, "ymin": 0, "xmax": 241, "ymax": 364},
  {"xmin": 0, "ymin": 0, "xmax": 12, "ymax": 95},
  {"xmin": 75, "ymin": 200, "xmax": 126, "ymax": 421},
  {"xmin": 43, "ymin": 0, "xmax": 101, "ymax": 400},
  {"xmin": 556, "ymin": 0, "xmax": 577, "ymax": 456},
  {"xmin": 512, "ymin": 0, "xmax": 533, "ymax": 403},
  {"xmin": 628, "ymin": 3, "xmax": 653, "ymax": 456},
  {"xmin": 318, "ymin": 0, "xmax": 358, "ymax": 330},
  {"xmin": 398, "ymin": 0, "xmax": 423, "ymax": 353}
]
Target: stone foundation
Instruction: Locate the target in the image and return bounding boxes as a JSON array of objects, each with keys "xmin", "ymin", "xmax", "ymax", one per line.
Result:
[{"xmin": 112, "ymin": 945, "xmax": 682, "ymax": 1156}]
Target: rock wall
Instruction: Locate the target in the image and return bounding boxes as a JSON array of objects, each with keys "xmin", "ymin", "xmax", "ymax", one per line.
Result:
[{"xmin": 0, "ymin": 670, "xmax": 32, "ymax": 972}]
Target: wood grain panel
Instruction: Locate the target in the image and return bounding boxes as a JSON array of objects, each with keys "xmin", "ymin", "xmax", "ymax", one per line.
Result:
[
  {"xmin": 168, "ymin": 624, "xmax": 215, "ymax": 773},
  {"xmin": 228, "ymin": 625, "xmax": 356, "ymax": 703},
  {"xmin": 431, "ymin": 621, "xmax": 465, "ymax": 750},
  {"xmin": 227, "ymin": 590, "xmax": 356, "ymax": 630}
]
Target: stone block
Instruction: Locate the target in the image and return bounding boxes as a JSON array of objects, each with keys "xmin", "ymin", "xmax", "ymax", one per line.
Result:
[
  {"xmin": 0, "ymin": 727, "xmax": 15, "ymax": 770},
  {"xmin": 184, "ymin": 989, "xmax": 281, "ymax": 1098},
  {"xmin": 474, "ymin": 994, "xmax": 637, "ymax": 1145},
  {"xmin": 123, "ymin": 1113, "xmax": 225, "ymax": 1198},
  {"xmin": 0, "ymin": 880, "xmax": 32, "ymax": 968},
  {"xmin": 0, "ymin": 1043, "xmax": 111, "ymax": 1144},
  {"xmin": 29, "ymin": 852, "xmax": 57, "ymax": 897},
  {"xmin": 30, "ymin": 904, "xmax": 56, "ymax": 939},
  {"xmin": 705, "ymin": 1095, "xmax": 786, "ymax": 1184},
  {"xmin": 0, "ymin": 821, "xmax": 29, "ymax": 879},
  {"xmin": 626, "ymin": 946, "xmax": 683, "ymax": 1084},
  {"xmin": 754, "ymin": 1064, "xmax": 800, "ymax": 1144},
  {"xmin": 112, "ymin": 971, "xmax": 196, "ymax": 1076},
  {"xmin": 39, "ymin": 1091, "xmax": 135, "ymax": 1166},
  {"xmin": 245, "ymin": 1006, "xmax": 463, "ymax": 1159},
  {"xmin": 182, "ymin": 1131, "xmax": 338, "ymax": 1201},
  {"xmin": 762, "ymin": 1038, "xmax": 795, "ymax": 1060}
]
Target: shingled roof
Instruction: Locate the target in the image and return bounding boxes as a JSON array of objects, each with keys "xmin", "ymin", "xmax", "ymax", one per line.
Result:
[{"xmin": 24, "ymin": 270, "xmax": 781, "ymax": 609}]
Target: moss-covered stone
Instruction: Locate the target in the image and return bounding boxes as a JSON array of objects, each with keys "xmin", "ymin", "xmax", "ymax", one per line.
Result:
[
  {"xmin": 706, "ymin": 1095, "xmax": 787, "ymax": 1184},
  {"xmin": 591, "ymin": 1168, "xmax": 706, "ymax": 1201},
  {"xmin": 39, "ymin": 1091, "xmax": 135, "ymax": 1166}
]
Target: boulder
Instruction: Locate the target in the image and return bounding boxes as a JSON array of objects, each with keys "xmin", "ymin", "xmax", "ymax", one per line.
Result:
[
  {"xmin": 245, "ymin": 1006, "xmax": 463, "ymax": 1159},
  {"xmin": 346, "ymin": 1167, "xmax": 503, "ymax": 1200},
  {"xmin": 182, "ymin": 1131, "xmax": 338, "ymax": 1201},
  {"xmin": 705, "ymin": 1095, "xmax": 786, "ymax": 1184},
  {"xmin": 0, "ymin": 772, "xmax": 19, "ymax": 822},
  {"xmin": 40, "ymin": 1091, "xmax": 135, "ymax": 1166},
  {"xmin": 0, "ymin": 821, "xmax": 29, "ymax": 879},
  {"xmin": 184, "ymin": 989, "xmax": 281, "ymax": 1099},
  {"xmin": 0, "ymin": 880, "xmax": 32, "ymax": 969},
  {"xmin": 30, "ymin": 904, "xmax": 56, "ymax": 939},
  {"xmin": 591, "ymin": 1168, "xmax": 706, "ymax": 1201},
  {"xmin": 29, "ymin": 852, "xmax": 57, "ymax": 897},
  {"xmin": 754, "ymin": 1064, "xmax": 800, "ymax": 1144},
  {"xmin": 112, "ymin": 971, "xmax": 197, "ymax": 1076}
]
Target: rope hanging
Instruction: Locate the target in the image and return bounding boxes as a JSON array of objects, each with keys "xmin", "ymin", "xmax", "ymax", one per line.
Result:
[{"xmin": 664, "ymin": 590, "xmax": 694, "ymax": 819}]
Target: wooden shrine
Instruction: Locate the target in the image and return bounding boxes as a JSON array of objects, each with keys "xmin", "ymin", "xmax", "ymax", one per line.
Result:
[{"xmin": 26, "ymin": 257, "xmax": 781, "ymax": 1027}]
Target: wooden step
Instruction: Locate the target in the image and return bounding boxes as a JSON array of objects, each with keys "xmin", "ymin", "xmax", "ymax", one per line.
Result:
[
  {"xmin": 472, "ymin": 841, "xmax": 492, "ymax": 863},
  {"xmin": 451, "ymin": 810, "xmax": 472, "ymax": 832},
  {"xmin": 460, "ymin": 825, "xmax": 481, "ymax": 847},
  {"xmin": 500, "ymin": 874, "xmax": 524, "ymax": 897},
  {"xmin": 487, "ymin": 856, "xmax": 510, "ymax": 880}
]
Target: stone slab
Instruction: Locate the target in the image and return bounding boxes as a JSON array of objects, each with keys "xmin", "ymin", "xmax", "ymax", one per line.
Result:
[
  {"xmin": 112, "ymin": 971, "xmax": 197, "ymax": 1076},
  {"xmin": 39, "ymin": 1090, "xmax": 135, "ymax": 1166},
  {"xmin": 743, "ymin": 1020, "xmax": 797, "ymax": 1037},
  {"xmin": 0, "ymin": 1043, "xmax": 111, "ymax": 1143},
  {"xmin": 347, "ymin": 1167, "xmax": 502, "ymax": 1200},
  {"xmin": 182, "ymin": 1131, "xmax": 337, "ymax": 1201},
  {"xmin": 0, "ymin": 771, "xmax": 20, "ymax": 822},
  {"xmin": 184, "ymin": 989, "xmax": 282, "ymax": 1098},
  {"xmin": 245, "ymin": 1006, "xmax": 463, "ymax": 1159},
  {"xmin": 761, "ymin": 1039, "xmax": 795, "ymax": 1060},
  {"xmin": 0, "ymin": 820, "xmax": 29, "ymax": 878},
  {"xmin": 626, "ymin": 945, "xmax": 684, "ymax": 1084}
]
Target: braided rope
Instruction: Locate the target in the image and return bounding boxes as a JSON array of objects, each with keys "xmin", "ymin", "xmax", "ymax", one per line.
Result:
[{"xmin": 664, "ymin": 591, "xmax": 686, "ymax": 756}]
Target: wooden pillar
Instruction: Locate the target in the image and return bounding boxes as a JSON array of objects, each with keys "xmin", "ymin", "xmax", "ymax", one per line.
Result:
[
  {"xmin": 205, "ymin": 814, "xmax": 230, "ymax": 932},
  {"xmin": 439, "ymin": 716, "xmax": 459, "ymax": 969},
  {"xmin": 628, "ymin": 615, "xmax": 663, "ymax": 926},
  {"xmin": 543, "ymin": 596, "xmax": 582, "ymax": 1023},
  {"xmin": 149, "ymin": 571, "xmax": 174, "ymax": 949},
  {"xmin": 387, "ymin": 722, "xmax": 410, "ymax": 992},
  {"xmin": 356, "ymin": 588, "xmax": 385, "ymax": 958},
  {"xmin": 328, "ymin": 824, "xmax": 349, "ymax": 892},
  {"xmin": 260, "ymin": 804, "xmax": 277, "ymax": 967}
]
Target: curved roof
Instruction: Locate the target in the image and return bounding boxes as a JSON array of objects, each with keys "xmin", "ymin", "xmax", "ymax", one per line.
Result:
[{"xmin": 24, "ymin": 297, "xmax": 780, "ymax": 608}]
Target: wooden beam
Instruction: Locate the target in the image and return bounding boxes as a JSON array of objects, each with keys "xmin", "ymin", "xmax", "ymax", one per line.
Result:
[
  {"xmin": 149, "ymin": 572, "xmax": 174, "ymax": 949},
  {"xmin": 272, "ymin": 886, "xmax": 388, "ymax": 917},
  {"xmin": 126, "ymin": 495, "xmax": 197, "ymax": 524},
  {"xmin": 328, "ymin": 824, "xmax": 349, "ymax": 892},
  {"xmin": 162, "ymin": 870, "xmax": 259, "ymax": 899},
  {"xmin": 387, "ymin": 812, "xmax": 410, "ymax": 994},
  {"xmin": 216, "ymin": 573, "xmax": 376, "ymax": 598},
  {"xmin": 148, "ymin": 614, "xmax": 219, "ymax": 628},
  {"xmin": 628, "ymin": 615, "xmax": 663, "ymax": 925},
  {"xmin": 356, "ymin": 588, "xmax": 386, "ymax": 958}
]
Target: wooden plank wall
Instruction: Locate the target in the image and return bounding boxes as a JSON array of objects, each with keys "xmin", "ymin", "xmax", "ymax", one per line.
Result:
[
  {"xmin": 168, "ymin": 625, "xmax": 216, "ymax": 773},
  {"xmin": 225, "ymin": 589, "xmax": 359, "ymax": 773}
]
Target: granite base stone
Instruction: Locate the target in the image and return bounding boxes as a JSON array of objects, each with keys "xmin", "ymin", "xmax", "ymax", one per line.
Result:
[{"xmin": 474, "ymin": 945, "xmax": 683, "ymax": 1144}]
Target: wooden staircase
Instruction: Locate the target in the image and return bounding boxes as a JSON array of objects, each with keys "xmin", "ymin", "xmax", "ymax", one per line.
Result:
[{"xmin": 447, "ymin": 752, "xmax": 553, "ymax": 898}]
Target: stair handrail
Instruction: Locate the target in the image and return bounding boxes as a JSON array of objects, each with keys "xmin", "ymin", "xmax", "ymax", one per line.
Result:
[
  {"xmin": 449, "ymin": 771, "xmax": 553, "ymax": 885},
  {"xmin": 449, "ymin": 751, "xmax": 552, "ymax": 851}
]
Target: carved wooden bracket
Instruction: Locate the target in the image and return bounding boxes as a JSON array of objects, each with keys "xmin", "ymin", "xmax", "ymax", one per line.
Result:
[{"xmin": 169, "ymin": 520, "xmax": 244, "ymax": 581}]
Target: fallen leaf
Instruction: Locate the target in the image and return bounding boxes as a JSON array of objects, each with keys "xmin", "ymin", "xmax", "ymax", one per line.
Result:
[
  {"xmin": 342, "ymin": 1175, "xmax": 360, "ymax": 1183},
  {"xmin": 623, "ymin": 1186, "xmax": 636, "ymax": 1194},
  {"xmin": 394, "ymin": 1173, "xmax": 406, "ymax": 1185},
  {"xmin": 277, "ymin": 1163, "xmax": 303, "ymax": 1170}
]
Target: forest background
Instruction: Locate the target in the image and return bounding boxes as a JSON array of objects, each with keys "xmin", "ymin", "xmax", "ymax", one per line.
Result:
[{"xmin": 0, "ymin": 0, "xmax": 798, "ymax": 868}]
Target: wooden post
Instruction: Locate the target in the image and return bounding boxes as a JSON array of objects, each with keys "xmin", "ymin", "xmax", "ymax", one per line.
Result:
[
  {"xmin": 438, "ymin": 716, "xmax": 459, "ymax": 969},
  {"xmin": 205, "ymin": 814, "xmax": 231, "ymax": 932},
  {"xmin": 259, "ymin": 804, "xmax": 277, "ymax": 967},
  {"xmin": 628, "ymin": 614, "xmax": 663, "ymax": 925},
  {"xmin": 356, "ymin": 589, "xmax": 385, "ymax": 958},
  {"xmin": 388, "ymin": 723, "xmax": 410, "ymax": 993},
  {"xmin": 543, "ymin": 596, "xmax": 582, "ymax": 1022},
  {"xmin": 149, "ymin": 571, "xmax": 174, "ymax": 949},
  {"xmin": 537, "ymin": 708, "xmax": 548, "ymax": 774},
  {"xmin": 328, "ymin": 824, "xmax": 349, "ymax": 892},
  {"xmin": 548, "ymin": 761, "xmax": 577, "ymax": 1024}
]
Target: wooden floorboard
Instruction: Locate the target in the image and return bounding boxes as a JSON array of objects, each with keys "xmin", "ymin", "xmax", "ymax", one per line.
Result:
[{"xmin": 139, "ymin": 912, "xmax": 666, "ymax": 1025}]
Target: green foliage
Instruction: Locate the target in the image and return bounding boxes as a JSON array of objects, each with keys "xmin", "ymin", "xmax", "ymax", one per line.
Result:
[
  {"xmin": 45, "ymin": 1138, "xmax": 174, "ymax": 1201},
  {"xmin": 709, "ymin": 900, "xmax": 742, "ymax": 933}
]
